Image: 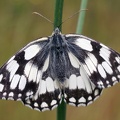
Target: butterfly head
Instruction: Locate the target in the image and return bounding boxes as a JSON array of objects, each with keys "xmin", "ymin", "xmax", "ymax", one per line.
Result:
[{"xmin": 52, "ymin": 27, "xmax": 61, "ymax": 36}]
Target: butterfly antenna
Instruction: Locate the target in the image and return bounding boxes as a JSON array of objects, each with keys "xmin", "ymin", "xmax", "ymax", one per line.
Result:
[
  {"xmin": 33, "ymin": 12, "xmax": 53, "ymax": 25},
  {"xmin": 59, "ymin": 9, "xmax": 88, "ymax": 28}
]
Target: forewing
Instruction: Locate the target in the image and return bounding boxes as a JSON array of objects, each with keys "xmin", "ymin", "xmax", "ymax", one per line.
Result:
[
  {"xmin": 0, "ymin": 37, "xmax": 62, "ymax": 111},
  {"xmin": 66, "ymin": 34, "xmax": 120, "ymax": 88}
]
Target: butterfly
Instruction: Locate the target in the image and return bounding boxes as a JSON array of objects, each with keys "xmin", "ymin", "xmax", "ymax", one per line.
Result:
[{"xmin": 0, "ymin": 27, "xmax": 119, "ymax": 111}]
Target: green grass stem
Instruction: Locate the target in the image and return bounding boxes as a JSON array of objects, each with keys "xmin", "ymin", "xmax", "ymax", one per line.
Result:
[
  {"xmin": 54, "ymin": 0, "xmax": 66, "ymax": 120},
  {"xmin": 76, "ymin": 0, "xmax": 88, "ymax": 34}
]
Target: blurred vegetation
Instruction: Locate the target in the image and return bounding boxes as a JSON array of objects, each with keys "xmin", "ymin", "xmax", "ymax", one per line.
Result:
[{"xmin": 0, "ymin": 0, "xmax": 120, "ymax": 120}]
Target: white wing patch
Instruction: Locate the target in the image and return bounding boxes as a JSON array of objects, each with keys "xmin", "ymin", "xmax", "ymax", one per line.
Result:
[
  {"xmin": 42, "ymin": 55, "xmax": 50, "ymax": 72},
  {"xmin": 87, "ymin": 53, "xmax": 98, "ymax": 67},
  {"xmin": 28, "ymin": 64, "xmax": 38, "ymax": 82},
  {"xmin": 75, "ymin": 38, "xmax": 93, "ymax": 51},
  {"xmin": 84, "ymin": 57, "xmax": 97, "ymax": 74},
  {"xmin": 6, "ymin": 60, "xmax": 19, "ymax": 82},
  {"xmin": 102, "ymin": 61, "xmax": 113, "ymax": 75},
  {"xmin": 24, "ymin": 61, "xmax": 33, "ymax": 78},
  {"xmin": 0, "ymin": 84, "xmax": 4, "ymax": 92},
  {"xmin": 80, "ymin": 65, "xmax": 95, "ymax": 93},
  {"xmin": 77, "ymin": 76, "xmax": 85, "ymax": 89},
  {"xmin": 10, "ymin": 75, "xmax": 20, "ymax": 89},
  {"xmin": 0, "ymin": 75, "xmax": 3, "ymax": 82},
  {"xmin": 39, "ymin": 80, "xmax": 46, "ymax": 95},
  {"xmin": 68, "ymin": 74, "xmax": 77, "ymax": 89},
  {"xmin": 46, "ymin": 77, "xmax": 55, "ymax": 92},
  {"xmin": 68, "ymin": 52, "xmax": 80, "ymax": 68},
  {"xmin": 24, "ymin": 44, "xmax": 41, "ymax": 60},
  {"xmin": 97, "ymin": 64, "xmax": 107, "ymax": 78},
  {"xmin": 99, "ymin": 47, "xmax": 111, "ymax": 65},
  {"xmin": 18, "ymin": 75, "xmax": 27, "ymax": 91}
]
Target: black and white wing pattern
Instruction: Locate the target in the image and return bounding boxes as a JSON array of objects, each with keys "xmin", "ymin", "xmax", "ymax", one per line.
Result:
[
  {"xmin": 63, "ymin": 34, "xmax": 120, "ymax": 106},
  {"xmin": 0, "ymin": 28, "xmax": 120, "ymax": 111},
  {"xmin": 0, "ymin": 37, "xmax": 62, "ymax": 111}
]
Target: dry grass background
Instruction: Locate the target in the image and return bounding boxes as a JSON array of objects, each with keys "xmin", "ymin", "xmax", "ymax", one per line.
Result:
[{"xmin": 0, "ymin": 0, "xmax": 120, "ymax": 120}]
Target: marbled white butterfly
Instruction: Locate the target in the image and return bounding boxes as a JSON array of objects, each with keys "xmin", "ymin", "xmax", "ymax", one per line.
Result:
[{"xmin": 0, "ymin": 28, "xmax": 120, "ymax": 111}]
